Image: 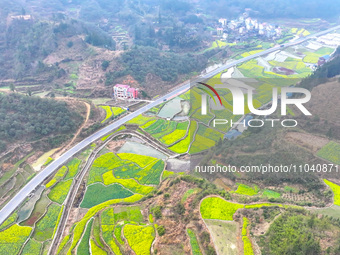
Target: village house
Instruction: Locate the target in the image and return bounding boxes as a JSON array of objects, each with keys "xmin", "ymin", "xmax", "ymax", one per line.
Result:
[{"xmin": 113, "ymin": 84, "xmax": 139, "ymax": 100}]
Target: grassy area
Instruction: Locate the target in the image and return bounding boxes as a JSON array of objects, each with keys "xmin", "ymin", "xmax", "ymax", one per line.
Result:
[
  {"xmin": 0, "ymin": 152, "xmax": 34, "ymax": 186},
  {"xmin": 64, "ymin": 158, "xmax": 82, "ymax": 180},
  {"xmin": 204, "ymin": 220, "xmax": 237, "ymax": 255},
  {"xmin": 126, "ymin": 115, "xmax": 155, "ymax": 126},
  {"xmin": 309, "ymin": 205, "xmax": 340, "ymax": 220}
]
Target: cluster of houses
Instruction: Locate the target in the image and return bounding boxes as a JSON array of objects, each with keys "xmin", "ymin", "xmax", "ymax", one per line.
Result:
[
  {"xmin": 317, "ymin": 33, "xmax": 340, "ymax": 47},
  {"xmin": 216, "ymin": 14, "xmax": 282, "ymax": 41}
]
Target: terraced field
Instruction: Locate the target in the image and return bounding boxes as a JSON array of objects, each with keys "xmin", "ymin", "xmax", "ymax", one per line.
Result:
[
  {"xmin": 200, "ymin": 196, "xmax": 285, "ymax": 254},
  {"xmin": 200, "ymin": 197, "xmax": 244, "ymax": 221},
  {"xmin": 317, "ymin": 142, "xmax": 340, "ymax": 165},
  {"xmin": 84, "ymin": 152, "xmax": 164, "ymax": 207},
  {"xmin": 234, "ymin": 183, "xmax": 260, "ymax": 196},
  {"xmin": 100, "ymin": 106, "xmax": 126, "ymax": 123},
  {"xmin": 0, "ymin": 156, "xmax": 83, "ymax": 254}
]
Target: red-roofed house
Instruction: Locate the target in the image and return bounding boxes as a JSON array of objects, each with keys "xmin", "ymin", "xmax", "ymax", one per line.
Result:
[{"xmin": 113, "ymin": 84, "xmax": 138, "ymax": 99}]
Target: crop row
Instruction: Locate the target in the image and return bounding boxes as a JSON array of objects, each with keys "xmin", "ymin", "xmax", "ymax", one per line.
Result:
[
  {"xmin": 66, "ymin": 194, "xmax": 143, "ymax": 254},
  {"xmin": 102, "ymin": 170, "xmax": 154, "ymax": 195}
]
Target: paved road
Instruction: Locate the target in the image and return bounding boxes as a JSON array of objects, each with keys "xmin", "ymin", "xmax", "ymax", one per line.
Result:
[{"xmin": 0, "ymin": 25, "xmax": 339, "ymax": 225}]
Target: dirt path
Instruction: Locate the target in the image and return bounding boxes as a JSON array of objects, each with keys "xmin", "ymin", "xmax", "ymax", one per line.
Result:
[{"xmin": 55, "ymin": 102, "xmax": 91, "ymax": 158}]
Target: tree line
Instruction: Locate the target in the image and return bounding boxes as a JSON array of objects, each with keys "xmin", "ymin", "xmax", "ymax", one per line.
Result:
[{"xmin": 0, "ymin": 93, "xmax": 82, "ymax": 152}]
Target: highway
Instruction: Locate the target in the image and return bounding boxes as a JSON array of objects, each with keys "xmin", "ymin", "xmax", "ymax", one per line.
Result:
[{"xmin": 0, "ymin": 24, "xmax": 339, "ymax": 225}]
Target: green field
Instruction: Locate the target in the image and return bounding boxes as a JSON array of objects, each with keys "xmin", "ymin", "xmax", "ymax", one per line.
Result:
[
  {"xmin": 114, "ymin": 206, "xmax": 143, "ymax": 223},
  {"xmin": 262, "ymin": 189, "xmax": 281, "ymax": 199},
  {"xmin": 33, "ymin": 203, "xmax": 61, "ymax": 241},
  {"xmin": 169, "ymin": 121, "xmax": 197, "ymax": 154},
  {"xmin": 234, "ymin": 183, "xmax": 259, "ymax": 196},
  {"xmin": 309, "ymin": 205, "xmax": 340, "ymax": 220},
  {"xmin": 77, "ymin": 218, "xmax": 93, "ymax": 255},
  {"xmin": 22, "ymin": 239, "xmax": 42, "ymax": 255},
  {"xmin": 101, "ymin": 210, "xmax": 123, "ymax": 255},
  {"xmin": 317, "ymin": 142, "xmax": 340, "ymax": 165},
  {"xmin": 187, "ymin": 229, "xmax": 202, "ymax": 255},
  {"xmin": 80, "ymin": 183, "xmax": 134, "ymax": 208}
]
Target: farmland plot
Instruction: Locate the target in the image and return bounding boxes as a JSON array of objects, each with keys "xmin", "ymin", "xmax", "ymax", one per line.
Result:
[
  {"xmin": 205, "ymin": 220, "xmax": 237, "ymax": 255},
  {"xmin": 317, "ymin": 142, "xmax": 340, "ymax": 165},
  {"xmin": 123, "ymin": 225, "xmax": 155, "ymax": 255}
]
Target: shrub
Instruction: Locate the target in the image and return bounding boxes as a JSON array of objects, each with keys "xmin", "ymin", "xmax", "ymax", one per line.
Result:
[
  {"xmin": 157, "ymin": 225, "xmax": 165, "ymax": 236},
  {"xmin": 152, "ymin": 206, "xmax": 162, "ymax": 219}
]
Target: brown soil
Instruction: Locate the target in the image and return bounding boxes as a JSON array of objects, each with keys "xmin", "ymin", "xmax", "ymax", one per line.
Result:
[
  {"xmin": 213, "ymin": 178, "xmax": 232, "ymax": 191},
  {"xmin": 273, "ymin": 66, "xmax": 295, "ymax": 75},
  {"xmin": 285, "ymin": 132, "xmax": 329, "ymax": 152},
  {"xmin": 106, "ymin": 140, "xmax": 125, "ymax": 152},
  {"xmin": 306, "ymin": 79, "xmax": 340, "ymax": 125}
]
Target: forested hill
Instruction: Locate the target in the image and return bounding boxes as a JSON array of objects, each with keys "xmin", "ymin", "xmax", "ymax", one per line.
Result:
[
  {"xmin": 300, "ymin": 47, "xmax": 340, "ymax": 90},
  {"xmin": 0, "ymin": 93, "xmax": 83, "ymax": 152}
]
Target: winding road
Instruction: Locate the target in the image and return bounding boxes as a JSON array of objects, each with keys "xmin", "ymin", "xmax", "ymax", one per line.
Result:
[{"xmin": 0, "ymin": 24, "xmax": 339, "ymax": 225}]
